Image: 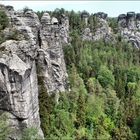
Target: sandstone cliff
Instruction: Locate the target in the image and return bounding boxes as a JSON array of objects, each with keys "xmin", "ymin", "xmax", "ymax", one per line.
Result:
[
  {"xmin": 0, "ymin": 5, "xmax": 69, "ymax": 139},
  {"xmin": 82, "ymin": 12, "xmax": 114, "ymax": 42},
  {"xmin": 0, "ymin": 4, "xmax": 140, "ymax": 139},
  {"xmin": 82, "ymin": 11, "xmax": 140, "ymax": 48},
  {"xmin": 118, "ymin": 12, "xmax": 140, "ymax": 48}
]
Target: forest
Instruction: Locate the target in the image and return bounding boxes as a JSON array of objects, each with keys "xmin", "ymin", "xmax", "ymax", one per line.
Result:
[
  {"xmin": 38, "ymin": 9, "xmax": 140, "ymax": 140},
  {"xmin": 0, "ymin": 7, "xmax": 140, "ymax": 140}
]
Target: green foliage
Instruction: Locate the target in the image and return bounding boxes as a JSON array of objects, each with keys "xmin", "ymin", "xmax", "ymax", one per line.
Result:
[
  {"xmin": 36, "ymin": 11, "xmax": 44, "ymax": 21},
  {"xmin": 97, "ymin": 66, "xmax": 115, "ymax": 88},
  {"xmin": 38, "ymin": 8, "xmax": 140, "ymax": 139},
  {"xmin": 133, "ymin": 116, "xmax": 140, "ymax": 139},
  {"xmin": 0, "ymin": 28, "xmax": 24, "ymax": 44},
  {"xmin": 23, "ymin": 6, "xmax": 30, "ymax": 14},
  {"xmin": 21, "ymin": 127, "xmax": 40, "ymax": 140},
  {"xmin": 127, "ymin": 82, "xmax": 137, "ymax": 95},
  {"xmin": 0, "ymin": 10, "xmax": 9, "ymax": 30},
  {"xmin": 36, "ymin": 63, "xmax": 55, "ymax": 137},
  {"xmin": 0, "ymin": 31, "xmax": 6, "ymax": 44},
  {"xmin": 0, "ymin": 113, "xmax": 11, "ymax": 139},
  {"xmin": 108, "ymin": 17, "xmax": 118, "ymax": 34},
  {"xmin": 0, "ymin": 9, "xmax": 9, "ymax": 44},
  {"xmin": 126, "ymin": 67, "xmax": 140, "ymax": 83}
]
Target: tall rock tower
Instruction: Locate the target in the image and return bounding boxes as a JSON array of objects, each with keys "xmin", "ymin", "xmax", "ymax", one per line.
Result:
[{"xmin": 0, "ymin": 5, "xmax": 69, "ymax": 139}]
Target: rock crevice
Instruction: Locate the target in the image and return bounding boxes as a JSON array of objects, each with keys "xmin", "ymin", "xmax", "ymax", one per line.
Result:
[{"xmin": 0, "ymin": 6, "xmax": 69, "ymax": 139}]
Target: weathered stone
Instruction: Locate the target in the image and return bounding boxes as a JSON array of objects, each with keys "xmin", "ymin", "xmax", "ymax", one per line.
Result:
[
  {"xmin": 118, "ymin": 12, "xmax": 140, "ymax": 48},
  {"xmin": 136, "ymin": 13, "xmax": 140, "ymax": 20},
  {"xmin": 126, "ymin": 12, "xmax": 136, "ymax": 30},
  {"xmin": 51, "ymin": 17, "xmax": 58, "ymax": 24},
  {"xmin": 81, "ymin": 11, "xmax": 89, "ymax": 25},
  {"xmin": 82, "ymin": 12, "xmax": 114, "ymax": 42},
  {"xmin": 127, "ymin": 12, "xmax": 135, "ymax": 19},
  {"xmin": 118, "ymin": 14, "xmax": 127, "ymax": 28},
  {"xmin": 0, "ymin": 4, "xmax": 69, "ymax": 139},
  {"xmin": 41, "ymin": 12, "xmax": 51, "ymax": 25},
  {"xmin": 94, "ymin": 12, "xmax": 108, "ymax": 20},
  {"xmin": 136, "ymin": 13, "xmax": 140, "ymax": 29},
  {"xmin": 0, "ymin": 5, "xmax": 43, "ymax": 139},
  {"xmin": 82, "ymin": 28, "xmax": 92, "ymax": 41},
  {"xmin": 39, "ymin": 13, "xmax": 68, "ymax": 95},
  {"xmin": 5, "ymin": 5, "xmax": 14, "ymax": 11},
  {"xmin": 118, "ymin": 14, "xmax": 126, "ymax": 21},
  {"xmin": 60, "ymin": 14, "xmax": 70, "ymax": 45}
]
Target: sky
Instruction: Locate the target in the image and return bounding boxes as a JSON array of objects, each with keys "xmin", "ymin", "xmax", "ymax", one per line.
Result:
[{"xmin": 0, "ymin": 1, "xmax": 140, "ymax": 17}]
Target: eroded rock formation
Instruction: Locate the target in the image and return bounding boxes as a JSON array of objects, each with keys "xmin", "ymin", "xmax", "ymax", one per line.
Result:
[
  {"xmin": 0, "ymin": 3, "xmax": 140, "ymax": 139},
  {"xmin": 82, "ymin": 12, "xmax": 114, "ymax": 42},
  {"xmin": 38, "ymin": 12, "xmax": 68, "ymax": 94},
  {"xmin": 118, "ymin": 12, "xmax": 140, "ymax": 48},
  {"xmin": 0, "ymin": 5, "xmax": 69, "ymax": 139}
]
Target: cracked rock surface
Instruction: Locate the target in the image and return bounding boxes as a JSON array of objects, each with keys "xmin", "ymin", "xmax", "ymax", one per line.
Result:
[{"xmin": 0, "ymin": 5, "xmax": 69, "ymax": 139}]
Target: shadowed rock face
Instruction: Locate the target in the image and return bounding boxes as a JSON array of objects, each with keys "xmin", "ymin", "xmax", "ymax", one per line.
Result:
[
  {"xmin": 127, "ymin": 12, "xmax": 136, "ymax": 30},
  {"xmin": 118, "ymin": 12, "xmax": 137, "ymax": 29},
  {"xmin": 136, "ymin": 13, "xmax": 140, "ymax": 29},
  {"xmin": 118, "ymin": 14, "xmax": 127, "ymax": 28},
  {"xmin": 136, "ymin": 13, "xmax": 140, "ymax": 20},
  {"xmin": 118, "ymin": 12, "xmax": 136, "ymax": 30},
  {"xmin": 0, "ymin": 5, "xmax": 69, "ymax": 139},
  {"xmin": 118, "ymin": 12, "xmax": 140, "ymax": 48}
]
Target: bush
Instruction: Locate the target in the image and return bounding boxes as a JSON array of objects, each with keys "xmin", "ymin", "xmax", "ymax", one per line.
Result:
[
  {"xmin": 97, "ymin": 66, "xmax": 115, "ymax": 88},
  {"xmin": 0, "ymin": 10, "xmax": 9, "ymax": 30},
  {"xmin": 21, "ymin": 127, "xmax": 40, "ymax": 140},
  {"xmin": 0, "ymin": 113, "xmax": 11, "ymax": 139}
]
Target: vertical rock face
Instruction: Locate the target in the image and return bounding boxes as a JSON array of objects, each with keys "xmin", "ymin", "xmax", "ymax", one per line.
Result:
[
  {"xmin": 136, "ymin": 13, "xmax": 140, "ymax": 29},
  {"xmin": 118, "ymin": 12, "xmax": 140, "ymax": 48},
  {"xmin": 81, "ymin": 11, "xmax": 89, "ymax": 26},
  {"xmin": 0, "ymin": 5, "xmax": 69, "ymax": 139},
  {"xmin": 60, "ymin": 14, "xmax": 70, "ymax": 45},
  {"xmin": 118, "ymin": 14, "xmax": 127, "ymax": 28},
  {"xmin": 38, "ymin": 12, "xmax": 68, "ymax": 94},
  {"xmin": 0, "ymin": 6, "xmax": 43, "ymax": 139},
  {"xmin": 127, "ymin": 12, "xmax": 136, "ymax": 30}
]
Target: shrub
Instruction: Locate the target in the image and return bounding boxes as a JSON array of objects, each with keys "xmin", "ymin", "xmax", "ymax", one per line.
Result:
[
  {"xmin": 97, "ymin": 66, "xmax": 115, "ymax": 88},
  {"xmin": 21, "ymin": 127, "xmax": 40, "ymax": 140},
  {"xmin": 0, "ymin": 10, "xmax": 9, "ymax": 30},
  {"xmin": 0, "ymin": 113, "xmax": 11, "ymax": 139}
]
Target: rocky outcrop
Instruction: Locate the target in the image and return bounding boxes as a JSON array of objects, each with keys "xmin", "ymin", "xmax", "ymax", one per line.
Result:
[
  {"xmin": 0, "ymin": 5, "xmax": 69, "ymax": 139},
  {"xmin": 136, "ymin": 13, "xmax": 140, "ymax": 29},
  {"xmin": 60, "ymin": 14, "xmax": 70, "ymax": 45},
  {"xmin": 0, "ymin": 6, "xmax": 43, "ymax": 139},
  {"xmin": 118, "ymin": 12, "xmax": 140, "ymax": 48},
  {"xmin": 82, "ymin": 12, "xmax": 114, "ymax": 42},
  {"xmin": 81, "ymin": 11, "xmax": 89, "ymax": 26},
  {"xmin": 38, "ymin": 12, "xmax": 68, "ymax": 95}
]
